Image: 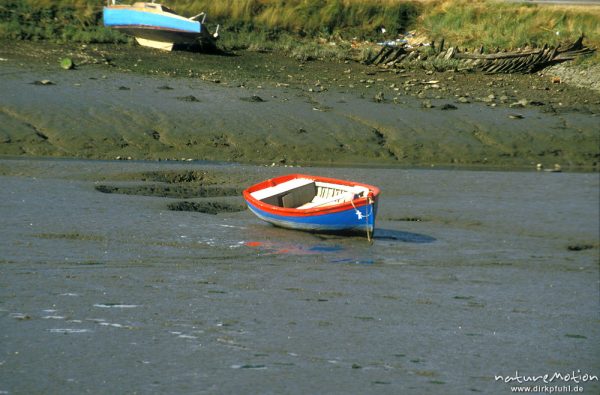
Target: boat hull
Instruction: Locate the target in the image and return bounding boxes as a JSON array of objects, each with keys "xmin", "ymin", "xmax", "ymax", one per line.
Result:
[
  {"xmin": 246, "ymin": 199, "xmax": 378, "ymax": 234},
  {"xmin": 122, "ymin": 28, "xmax": 207, "ymax": 51},
  {"xmin": 243, "ymin": 174, "xmax": 380, "ymax": 235},
  {"xmin": 103, "ymin": 4, "xmax": 213, "ymax": 50}
]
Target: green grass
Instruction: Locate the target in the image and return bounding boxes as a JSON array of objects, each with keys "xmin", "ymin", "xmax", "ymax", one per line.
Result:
[
  {"xmin": 0, "ymin": 0, "xmax": 125, "ymax": 42},
  {"xmin": 176, "ymin": 0, "xmax": 421, "ymax": 38},
  {"xmin": 421, "ymin": 0, "xmax": 600, "ymax": 50}
]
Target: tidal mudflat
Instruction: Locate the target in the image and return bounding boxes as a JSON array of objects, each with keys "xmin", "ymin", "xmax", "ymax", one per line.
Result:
[
  {"xmin": 0, "ymin": 158, "xmax": 598, "ymax": 394},
  {"xmin": 1, "ymin": 41, "xmax": 599, "ymax": 170}
]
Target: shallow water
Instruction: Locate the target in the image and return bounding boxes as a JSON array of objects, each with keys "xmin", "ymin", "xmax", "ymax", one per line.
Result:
[{"xmin": 0, "ymin": 159, "xmax": 598, "ymax": 394}]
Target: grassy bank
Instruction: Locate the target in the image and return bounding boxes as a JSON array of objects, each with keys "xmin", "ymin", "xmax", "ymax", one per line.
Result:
[
  {"xmin": 0, "ymin": 0, "xmax": 124, "ymax": 43},
  {"xmin": 1, "ymin": 0, "xmax": 598, "ymax": 58},
  {"xmin": 176, "ymin": 0, "xmax": 600, "ymax": 50},
  {"xmin": 422, "ymin": 0, "xmax": 600, "ymax": 51}
]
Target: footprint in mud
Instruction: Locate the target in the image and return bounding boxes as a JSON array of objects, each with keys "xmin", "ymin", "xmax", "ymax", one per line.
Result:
[
  {"xmin": 566, "ymin": 243, "xmax": 597, "ymax": 251},
  {"xmin": 240, "ymin": 95, "xmax": 265, "ymax": 102},
  {"xmin": 176, "ymin": 95, "xmax": 201, "ymax": 102}
]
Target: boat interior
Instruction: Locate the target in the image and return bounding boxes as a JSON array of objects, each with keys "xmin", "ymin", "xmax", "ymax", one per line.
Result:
[{"xmin": 251, "ymin": 178, "xmax": 368, "ymax": 210}]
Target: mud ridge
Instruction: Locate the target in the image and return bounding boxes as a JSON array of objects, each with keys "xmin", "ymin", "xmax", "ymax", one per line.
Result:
[
  {"xmin": 167, "ymin": 200, "xmax": 247, "ymax": 215},
  {"xmin": 94, "ymin": 184, "xmax": 241, "ymax": 199}
]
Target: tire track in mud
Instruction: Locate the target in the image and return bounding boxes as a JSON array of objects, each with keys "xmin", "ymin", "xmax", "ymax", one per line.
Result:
[
  {"xmin": 470, "ymin": 127, "xmax": 513, "ymax": 154},
  {"xmin": 341, "ymin": 113, "xmax": 403, "ymax": 161},
  {"xmin": 0, "ymin": 107, "xmax": 66, "ymax": 154},
  {"xmin": 370, "ymin": 128, "xmax": 399, "ymax": 160}
]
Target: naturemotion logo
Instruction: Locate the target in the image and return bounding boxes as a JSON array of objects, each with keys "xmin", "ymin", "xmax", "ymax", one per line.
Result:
[
  {"xmin": 495, "ymin": 370, "xmax": 598, "ymax": 393},
  {"xmin": 494, "ymin": 370, "xmax": 598, "ymax": 385}
]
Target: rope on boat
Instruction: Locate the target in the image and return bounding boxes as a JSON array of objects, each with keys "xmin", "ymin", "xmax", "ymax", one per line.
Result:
[
  {"xmin": 366, "ymin": 196, "xmax": 374, "ymax": 243},
  {"xmin": 351, "ymin": 196, "xmax": 374, "ymax": 243}
]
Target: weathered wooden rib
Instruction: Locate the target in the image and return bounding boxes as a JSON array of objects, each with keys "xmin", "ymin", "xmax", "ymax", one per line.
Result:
[{"xmin": 365, "ymin": 35, "xmax": 595, "ymax": 74}]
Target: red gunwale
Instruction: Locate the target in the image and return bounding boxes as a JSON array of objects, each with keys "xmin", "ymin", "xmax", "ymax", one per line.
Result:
[{"xmin": 243, "ymin": 174, "xmax": 380, "ymax": 218}]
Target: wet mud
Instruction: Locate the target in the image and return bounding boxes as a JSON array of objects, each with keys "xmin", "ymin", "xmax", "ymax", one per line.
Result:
[
  {"xmin": 1, "ymin": 158, "xmax": 598, "ymax": 394},
  {"xmin": 94, "ymin": 184, "xmax": 241, "ymax": 199},
  {"xmin": 1, "ymin": 41, "xmax": 599, "ymax": 170},
  {"xmin": 93, "ymin": 169, "xmax": 253, "ymax": 213},
  {"xmin": 167, "ymin": 200, "xmax": 247, "ymax": 214}
]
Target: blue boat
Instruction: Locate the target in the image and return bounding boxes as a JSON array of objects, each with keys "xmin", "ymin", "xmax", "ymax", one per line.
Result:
[
  {"xmin": 103, "ymin": 1, "xmax": 218, "ymax": 51},
  {"xmin": 243, "ymin": 174, "xmax": 380, "ymax": 239}
]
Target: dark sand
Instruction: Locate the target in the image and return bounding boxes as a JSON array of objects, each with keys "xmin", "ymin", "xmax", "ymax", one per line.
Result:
[{"xmin": 1, "ymin": 41, "xmax": 599, "ymax": 170}]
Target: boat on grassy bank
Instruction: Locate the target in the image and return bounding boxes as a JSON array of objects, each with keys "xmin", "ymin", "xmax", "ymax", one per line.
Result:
[
  {"xmin": 243, "ymin": 174, "xmax": 380, "ymax": 239},
  {"xmin": 102, "ymin": 1, "xmax": 218, "ymax": 51}
]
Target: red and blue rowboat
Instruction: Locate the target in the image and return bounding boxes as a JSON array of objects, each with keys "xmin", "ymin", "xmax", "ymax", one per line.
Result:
[{"xmin": 243, "ymin": 174, "xmax": 380, "ymax": 236}]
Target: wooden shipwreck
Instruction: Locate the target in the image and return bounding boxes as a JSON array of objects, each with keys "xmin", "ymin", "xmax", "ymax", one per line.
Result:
[{"xmin": 365, "ymin": 35, "xmax": 595, "ymax": 74}]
